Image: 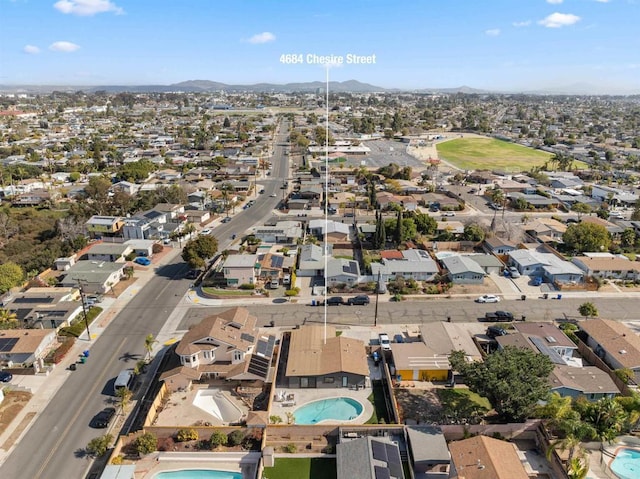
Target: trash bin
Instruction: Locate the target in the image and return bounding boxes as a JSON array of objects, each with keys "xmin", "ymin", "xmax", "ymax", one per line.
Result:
[
  {"xmin": 543, "ymin": 293, "xmax": 549, "ymax": 299},
  {"xmin": 69, "ymin": 363, "xmax": 77, "ymax": 371},
  {"xmin": 521, "ymin": 295, "xmax": 526, "ymax": 301},
  {"xmin": 311, "ymin": 299, "xmax": 316, "ymax": 306},
  {"xmin": 83, "ymin": 350, "xmax": 90, "ymax": 357},
  {"xmin": 557, "ymin": 294, "xmax": 562, "ymax": 300},
  {"xmin": 521, "ymin": 315, "xmax": 526, "ymax": 321},
  {"xmin": 80, "ymin": 356, "xmax": 86, "ymax": 364}
]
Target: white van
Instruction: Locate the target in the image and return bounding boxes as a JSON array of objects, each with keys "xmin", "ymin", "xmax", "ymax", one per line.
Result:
[
  {"xmin": 114, "ymin": 369, "xmax": 134, "ymax": 392},
  {"xmin": 283, "ymin": 274, "xmax": 291, "ymax": 286}
]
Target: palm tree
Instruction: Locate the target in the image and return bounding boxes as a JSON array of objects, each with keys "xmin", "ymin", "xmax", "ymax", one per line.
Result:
[
  {"xmin": 567, "ymin": 455, "xmax": 589, "ymax": 479},
  {"xmin": 489, "ymin": 187, "xmax": 505, "ymax": 226},
  {"xmin": 144, "ymin": 333, "xmax": 157, "ymax": 362},
  {"xmin": 115, "ymin": 387, "xmax": 133, "ymax": 414},
  {"xmin": 0, "ymin": 308, "xmax": 19, "ymax": 329}
]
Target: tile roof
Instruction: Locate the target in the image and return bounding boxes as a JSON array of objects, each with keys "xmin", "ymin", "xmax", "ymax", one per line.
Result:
[
  {"xmin": 448, "ymin": 435, "xmax": 528, "ymax": 479},
  {"xmin": 579, "ymin": 319, "xmax": 640, "ymax": 368}
]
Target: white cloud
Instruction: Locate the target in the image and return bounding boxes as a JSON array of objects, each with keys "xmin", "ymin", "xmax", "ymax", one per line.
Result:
[
  {"xmin": 513, "ymin": 20, "xmax": 532, "ymax": 27},
  {"xmin": 49, "ymin": 41, "xmax": 80, "ymax": 52},
  {"xmin": 546, "ymin": 0, "xmax": 563, "ymax": 4},
  {"xmin": 485, "ymin": 29, "xmax": 501, "ymax": 36},
  {"xmin": 53, "ymin": 0, "xmax": 123, "ymax": 16},
  {"xmin": 247, "ymin": 32, "xmax": 276, "ymax": 44},
  {"xmin": 594, "ymin": 0, "xmax": 612, "ymax": 3},
  {"xmin": 23, "ymin": 45, "xmax": 41, "ymax": 54},
  {"xmin": 538, "ymin": 12, "xmax": 581, "ymax": 28}
]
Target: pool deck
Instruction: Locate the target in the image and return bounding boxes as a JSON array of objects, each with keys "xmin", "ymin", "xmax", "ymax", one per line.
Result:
[
  {"xmin": 154, "ymin": 385, "xmax": 250, "ymax": 427},
  {"xmin": 270, "ymin": 386, "xmax": 374, "ymax": 425},
  {"xmin": 136, "ymin": 451, "xmax": 259, "ymax": 479}
]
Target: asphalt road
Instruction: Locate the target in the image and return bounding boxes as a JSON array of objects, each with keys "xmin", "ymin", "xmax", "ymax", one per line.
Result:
[
  {"xmin": 179, "ymin": 296, "xmax": 640, "ymax": 330},
  {"xmin": 0, "ymin": 121, "xmax": 291, "ymax": 479}
]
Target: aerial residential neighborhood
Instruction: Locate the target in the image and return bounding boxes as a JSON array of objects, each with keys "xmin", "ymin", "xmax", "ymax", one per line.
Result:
[{"xmin": 1, "ymin": 2, "xmax": 640, "ymax": 479}]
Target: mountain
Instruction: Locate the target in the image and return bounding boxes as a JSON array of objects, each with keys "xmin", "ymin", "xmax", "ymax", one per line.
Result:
[{"xmin": 170, "ymin": 79, "xmax": 386, "ymax": 93}]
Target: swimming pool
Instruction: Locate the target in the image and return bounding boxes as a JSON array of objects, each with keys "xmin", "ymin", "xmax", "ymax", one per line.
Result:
[
  {"xmin": 155, "ymin": 470, "xmax": 242, "ymax": 479},
  {"xmin": 293, "ymin": 397, "xmax": 363, "ymax": 424},
  {"xmin": 610, "ymin": 448, "xmax": 640, "ymax": 479}
]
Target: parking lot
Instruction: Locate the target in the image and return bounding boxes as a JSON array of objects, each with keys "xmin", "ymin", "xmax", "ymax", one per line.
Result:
[{"xmin": 341, "ymin": 139, "xmax": 425, "ymax": 169}]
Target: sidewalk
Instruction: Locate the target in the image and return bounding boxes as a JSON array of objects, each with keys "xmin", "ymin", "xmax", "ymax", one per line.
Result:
[{"xmin": 0, "ymin": 247, "xmax": 183, "ymax": 467}]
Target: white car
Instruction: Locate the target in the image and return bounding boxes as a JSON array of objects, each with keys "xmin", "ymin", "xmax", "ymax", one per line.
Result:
[
  {"xmin": 270, "ymin": 193, "xmax": 277, "ymax": 197},
  {"xmin": 201, "ymin": 228, "xmax": 212, "ymax": 235},
  {"xmin": 476, "ymin": 294, "xmax": 500, "ymax": 303},
  {"xmin": 379, "ymin": 333, "xmax": 391, "ymax": 351}
]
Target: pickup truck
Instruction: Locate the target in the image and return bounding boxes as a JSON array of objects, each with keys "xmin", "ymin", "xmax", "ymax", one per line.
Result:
[{"xmin": 483, "ymin": 311, "xmax": 514, "ymax": 322}]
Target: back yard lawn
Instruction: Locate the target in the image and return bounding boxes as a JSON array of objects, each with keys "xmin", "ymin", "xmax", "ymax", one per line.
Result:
[{"xmin": 263, "ymin": 458, "xmax": 336, "ymax": 479}]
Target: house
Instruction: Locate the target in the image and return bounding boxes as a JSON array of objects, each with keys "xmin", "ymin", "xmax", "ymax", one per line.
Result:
[
  {"xmin": 579, "ymin": 319, "xmax": 640, "ymax": 384},
  {"xmin": 371, "ymin": 249, "xmax": 439, "ymax": 283},
  {"xmin": 297, "ymin": 243, "xmax": 332, "ymax": 277},
  {"xmin": 591, "ymin": 184, "xmax": 638, "ymax": 207},
  {"xmin": 497, "ymin": 322, "xmax": 579, "ymax": 362},
  {"xmin": 525, "ymin": 218, "xmax": 567, "ymax": 243},
  {"xmin": 572, "ymin": 255, "xmax": 640, "ymax": 281},
  {"xmin": 257, "ymin": 253, "xmax": 294, "ymax": 283},
  {"xmin": 284, "ymin": 325, "xmax": 368, "ymax": 389},
  {"xmin": 110, "ymin": 181, "xmax": 140, "ymax": 196},
  {"xmin": 336, "ymin": 436, "xmax": 405, "ymax": 479},
  {"xmin": 12, "ymin": 189, "xmax": 55, "ymax": 207},
  {"xmin": 253, "ymin": 221, "xmax": 303, "ymax": 244},
  {"xmin": 183, "ymin": 209, "xmax": 211, "ymax": 225},
  {"xmin": 390, "ymin": 341, "xmax": 451, "ymax": 382},
  {"xmin": 85, "ymin": 216, "xmax": 124, "ymax": 238},
  {"xmin": 439, "ymin": 255, "xmax": 485, "ymax": 284},
  {"xmin": 507, "ymin": 247, "xmax": 584, "ymax": 284},
  {"xmin": 549, "ymin": 365, "xmax": 619, "ymax": 401},
  {"xmin": 435, "ymin": 220, "xmax": 464, "ymax": 236},
  {"xmin": 159, "ymin": 307, "xmax": 276, "ymax": 391},
  {"xmin": 154, "ymin": 203, "xmax": 185, "ymax": 219},
  {"xmin": 3, "ymin": 287, "xmax": 82, "ymax": 330},
  {"xmin": 59, "ymin": 260, "xmax": 127, "ymax": 294},
  {"xmin": 483, "ymin": 237, "xmax": 517, "ymax": 255},
  {"xmin": 222, "ymin": 254, "xmax": 259, "ymax": 286},
  {"xmin": 509, "ymin": 192, "xmax": 559, "ymax": 210},
  {"xmin": 581, "ymin": 215, "xmax": 625, "ymax": 238},
  {"xmin": 0, "ymin": 329, "xmax": 57, "ymax": 369},
  {"xmin": 86, "ymin": 243, "xmax": 133, "ymax": 263},
  {"xmin": 405, "ymin": 426, "xmax": 450, "ymax": 478},
  {"xmin": 287, "ymin": 198, "xmax": 310, "ymax": 210},
  {"xmin": 326, "ymin": 258, "xmax": 360, "ymax": 286},
  {"xmin": 467, "ymin": 254, "xmax": 503, "ymax": 275},
  {"xmin": 308, "ymin": 219, "xmax": 351, "ymax": 242},
  {"xmin": 448, "ymin": 435, "xmax": 529, "ymax": 479}
]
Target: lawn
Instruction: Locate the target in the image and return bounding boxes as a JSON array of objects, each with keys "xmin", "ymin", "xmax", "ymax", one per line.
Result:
[
  {"xmin": 263, "ymin": 458, "xmax": 336, "ymax": 479},
  {"xmin": 436, "ymin": 137, "xmax": 553, "ymax": 171},
  {"xmin": 366, "ymin": 380, "xmax": 391, "ymax": 424},
  {"xmin": 437, "ymin": 388, "xmax": 491, "ymax": 421},
  {"xmin": 201, "ymin": 287, "xmax": 253, "ymax": 297}
]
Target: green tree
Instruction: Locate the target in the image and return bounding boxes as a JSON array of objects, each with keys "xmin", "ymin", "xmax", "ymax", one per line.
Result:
[
  {"xmin": 578, "ymin": 302, "xmax": 598, "ymax": 320},
  {"xmin": 449, "ymin": 346, "xmax": 554, "ymax": 422},
  {"xmin": 175, "ymin": 428, "xmax": 198, "ymax": 442},
  {"xmin": 0, "ymin": 261, "xmax": 24, "ymax": 293},
  {"xmin": 210, "ymin": 430, "xmax": 228, "ymax": 448},
  {"xmin": 182, "ymin": 235, "xmax": 219, "ymax": 270},
  {"xmin": 463, "ymin": 223, "xmax": 485, "ymax": 242},
  {"xmin": 571, "ymin": 203, "xmax": 592, "ymax": 220},
  {"xmin": 584, "ymin": 398, "xmax": 627, "ymax": 443},
  {"xmin": 86, "ymin": 434, "xmax": 113, "ymax": 457},
  {"xmin": 414, "ymin": 212, "xmax": 437, "ymax": 236},
  {"xmin": 621, "ymin": 228, "xmax": 636, "ymax": 249},
  {"xmin": 567, "ymin": 456, "xmax": 589, "ymax": 479},
  {"xmin": 394, "ymin": 210, "xmax": 403, "ymax": 246},
  {"xmin": 227, "ymin": 430, "xmax": 245, "ymax": 446},
  {"xmin": 133, "ymin": 432, "xmax": 157, "ymax": 455},
  {"xmin": 563, "ymin": 223, "xmax": 611, "ymax": 253},
  {"xmin": 115, "ymin": 386, "xmax": 133, "ymax": 413},
  {"xmin": 69, "ymin": 171, "xmax": 81, "ymax": 182},
  {"xmin": 631, "ymin": 202, "xmax": 640, "ymax": 221}
]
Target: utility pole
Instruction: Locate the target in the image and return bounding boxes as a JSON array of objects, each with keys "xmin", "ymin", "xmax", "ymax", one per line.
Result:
[
  {"xmin": 374, "ymin": 270, "xmax": 381, "ymax": 327},
  {"xmin": 76, "ymin": 281, "xmax": 92, "ymax": 341}
]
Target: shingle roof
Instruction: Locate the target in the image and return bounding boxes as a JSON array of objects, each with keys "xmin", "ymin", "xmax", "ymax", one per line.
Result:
[
  {"xmin": 579, "ymin": 319, "xmax": 640, "ymax": 368},
  {"xmin": 550, "ymin": 365, "xmax": 619, "ymax": 395},
  {"xmin": 448, "ymin": 435, "xmax": 528, "ymax": 479}
]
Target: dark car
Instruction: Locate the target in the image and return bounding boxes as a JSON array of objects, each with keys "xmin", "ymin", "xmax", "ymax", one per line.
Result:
[
  {"xmin": 486, "ymin": 326, "xmax": 508, "ymax": 339},
  {"xmin": 347, "ymin": 295, "xmax": 370, "ymax": 306},
  {"xmin": 90, "ymin": 407, "xmax": 116, "ymax": 428},
  {"xmin": 0, "ymin": 371, "xmax": 13, "ymax": 382},
  {"xmin": 221, "ymin": 217, "xmax": 231, "ymax": 223},
  {"xmin": 483, "ymin": 311, "xmax": 514, "ymax": 322},
  {"xmin": 394, "ymin": 334, "xmax": 405, "ymax": 343},
  {"xmin": 185, "ymin": 269, "xmax": 200, "ymax": 279},
  {"xmin": 326, "ymin": 296, "xmax": 345, "ymax": 306}
]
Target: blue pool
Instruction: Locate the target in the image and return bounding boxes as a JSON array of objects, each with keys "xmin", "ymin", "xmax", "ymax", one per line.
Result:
[
  {"xmin": 293, "ymin": 397, "xmax": 363, "ymax": 424},
  {"xmin": 610, "ymin": 448, "xmax": 640, "ymax": 479},
  {"xmin": 155, "ymin": 470, "xmax": 242, "ymax": 479}
]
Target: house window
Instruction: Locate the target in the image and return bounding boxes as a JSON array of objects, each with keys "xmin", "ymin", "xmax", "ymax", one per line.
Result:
[
  {"xmin": 233, "ymin": 350, "xmax": 243, "ymax": 362},
  {"xmin": 323, "ymin": 377, "xmax": 335, "ymax": 384},
  {"xmin": 184, "ymin": 356, "xmax": 190, "ymax": 363}
]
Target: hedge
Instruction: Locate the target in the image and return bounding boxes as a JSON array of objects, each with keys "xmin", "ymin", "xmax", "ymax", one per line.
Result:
[{"xmin": 60, "ymin": 306, "xmax": 103, "ymax": 337}]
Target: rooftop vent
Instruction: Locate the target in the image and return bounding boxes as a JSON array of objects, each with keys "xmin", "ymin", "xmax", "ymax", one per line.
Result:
[{"xmin": 620, "ymin": 350, "xmax": 627, "ymax": 354}]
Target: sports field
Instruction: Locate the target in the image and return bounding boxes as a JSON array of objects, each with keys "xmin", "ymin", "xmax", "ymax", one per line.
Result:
[{"xmin": 436, "ymin": 137, "xmax": 552, "ymax": 171}]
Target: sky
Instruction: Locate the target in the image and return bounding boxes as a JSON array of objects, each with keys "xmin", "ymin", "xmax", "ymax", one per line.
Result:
[{"xmin": 1, "ymin": 0, "xmax": 639, "ymax": 93}]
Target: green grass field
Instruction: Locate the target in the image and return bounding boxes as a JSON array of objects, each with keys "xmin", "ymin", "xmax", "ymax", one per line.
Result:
[
  {"xmin": 263, "ymin": 458, "xmax": 337, "ymax": 479},
  {"xmin": 436, "ymin": 137, "xmax": 553, "ymax": 171}
]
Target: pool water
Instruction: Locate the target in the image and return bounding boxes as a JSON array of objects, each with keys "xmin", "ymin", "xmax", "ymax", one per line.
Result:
[
  {"xmin": 155, "ymin": 470, "xmax": 242, "ymax": 479},
  {"xmin": 610, "ymin": 448, "xmax": 640, "ymax": 479},
  {"xmin": 293, "ymin": 397, "xmax": 363, "ymax": 424}
]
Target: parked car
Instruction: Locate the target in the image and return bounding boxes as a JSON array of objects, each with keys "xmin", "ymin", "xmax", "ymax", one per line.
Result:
[
  {"xmin": 201, "ymin": 228, "xmax": 212, "ymax": 235},
  {"xmin": 394, "ymin": 334, "xmax": 405, "ymax": 343},
  {"xmin": 508, "ymin": 266, "xmax": 521, "ymax": 278},
  {"xmin": 347, "ymin": 295, "xmax": 370, "ymax": 306},
  {"xmin": 531, "ymin": 276, "xmax": 543, "ymax": 286},
  {"xmin": 185, "ymin": 269, "xmax": 200, "ymax": 279},
  {"xmin": 89, "ymin": 407, "xmax": 116, "ymax": 429},
  {"xmin": 379, "ymin": 333, "xmax": 391, "ymax": 351},
  {"xmin": 484, "ymin": 311, "xmax": 514, "ymax": 322},
  {"xmin": 442, "ymin": 211, "xmax": 456, "ymax": 217},
  {"xmin": 133, "ymin": 257, "xmax": 151, "ymax": 266},
  {"xmin": 486, "ymin": 326, "xmax": 508, "ymax": 339},
  {"xmin": 476, "ymin": 294, "xmax": 500, "ymax": 303},
  {"xmin": 269, "ymin": 193, "xmax": 277, "ymax": 197},
  {"xmin": 259, "ymin": 189, "xmax": 265, "ymax": 194},
  {"xmin": 326, "ymin": 296, "xmax": 345, "ymax": 306},
  {"xmin": 221, "ymin": 217, "xmax": 231, "ymax": 223},
  {"xmin": 0, "ymin": 371, "xmax": 13, "ymax": 382}
]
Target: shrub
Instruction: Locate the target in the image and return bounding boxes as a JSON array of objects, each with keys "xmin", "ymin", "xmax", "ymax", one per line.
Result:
[
  {"xmin": 59, "ymin": 307, "xmax": 103, "ymax": 337},
  {"xmin": 270, "ymin": 415, "xmax": 283, "ymax": 424},
  {"xmin": 239, "ymin": 283, "xmax": 255, "ymax": 290},
  {"xmin": 86, "ymin": 434, "xmax": 113, "ymax": 457},
  {"xmin": 284, "ymin": 443, "xmax": 297, "ymax": 453},
  {"xmin": 391, "ymin": 293, "xmax": 403, "ymax": 302},
  {"xmin": 227, "ymin": 430, "xmax": 245, "ymax": 447},
  {"xmin": 48, "ymin": 337, "xmax": 76, "ymax": 363},
  {"xmin": 210, "ymin": 430, "xmax": 228, "ymax": 448},
  {"xmin": 111, "ymin": 455, "xmax": 124, "ymax": 465},
  {"xmin": 134, "ymin": 432, "xmax": 157, "ymax": 455},
  {"xmin": 284, "ymin": 287, "xmax": 300, "ymax": 297},
  {"xmin": 614, "ymin": 368, "xmax": 635, "ymax": 384},
  {"xmin": 152, "ymin": 243, "xmax": 164, "ymax": 254},
  {"xmin": 175, "ymin": 428, "xmax": 198, "ymax": 442}
]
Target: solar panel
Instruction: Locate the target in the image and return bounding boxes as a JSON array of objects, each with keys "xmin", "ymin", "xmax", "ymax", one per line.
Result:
[
  {"xmin": 241, "ymin": 333, "xmax": 255, "ymax": 343},
  {"xmin": 256, "ymin": 335, "xmax": 276, "ymax": 358},
  {"xmin": 372, "ymin": 440, "xmax": 388, "ymax": 462},
  {"xmin": 0, "ymin": 337, "xmax": 18, "ymax": 353},
  {"xmin": 374, "ymin": 466, "xmax": 391, "ymax": 479},
  {"xmin": 386, "ymin": 444, "xmax": 403, "ymax": 478},
  {"xmin": 13, "ymin": 297, "xmax": 55, "ymax": 304},
  {"xmin": 247, "ymin": 355, "xmax": 270, "ymax": 379},
  {"xmin": 271, "ymin": 256, "xmax": 284, "ymax": 268}
]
